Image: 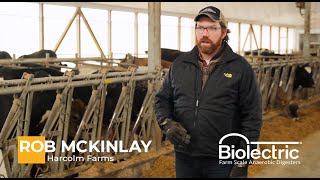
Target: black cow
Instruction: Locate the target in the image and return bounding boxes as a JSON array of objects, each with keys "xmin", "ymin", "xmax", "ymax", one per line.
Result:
[
  {"xmin": 18, "ymin": 49, "xmax": 67, "ymax": 71},
  {"xmin": 160, "ymin": 48, "xmax": 185, "ymax": 62},
  {"xmin": 247, "ymin": 49, "xmax": 316, "ymax": 120},
  {"xmin": 145, "ymin": 48, "xmax": 185, "ymax": 62},
  {"xmin": 18, "ymin": 49, "xmax": 57, "ymax": 59},
  {"xmin": 71, "ymin": 69, "xmax": 147, "ymax": 139},
  {"xmin": 73, "ymin": 77, "xmax": 147, "ymax": 124},
  {"xmin": 244, "ymin": 48, "xmax": 275, "ymax": 56},
  {"xmin": 0, "ymin": 51, "xmax": 12, "ymax": 70},
  {"xmin": 0, "ymin": 67, "xmax": 64, "ymax": 135},
  {"xmin": 0, "ymin": 51, "xmax": 12, "ymax": 59},
  {"xmin": 120, "ymin": 48, "xmax": 185, "ymax": 69}
]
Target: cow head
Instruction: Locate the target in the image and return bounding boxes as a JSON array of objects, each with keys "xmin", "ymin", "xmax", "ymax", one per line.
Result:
[
  {"xmin": 0, "ymin": 51, "xmax": 12, "ymax": 59},
  {"xmin": 120, "ymin": 53, "xmax": 135, "ymax": 64},
  {"xmin": 293, "ymin": 64, "xmax": 315, "ymax": 90}
]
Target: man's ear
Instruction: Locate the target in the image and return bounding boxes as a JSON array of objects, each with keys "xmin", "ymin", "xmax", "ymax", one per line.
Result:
[{"xmin": 222, "ymin": 28, "xmax": 228, "ymax": 39}]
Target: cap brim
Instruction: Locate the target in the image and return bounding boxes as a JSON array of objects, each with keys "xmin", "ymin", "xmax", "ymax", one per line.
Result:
[{"xmin": 194, "ymin": 12, "xmax": 220, "ymax": 22}]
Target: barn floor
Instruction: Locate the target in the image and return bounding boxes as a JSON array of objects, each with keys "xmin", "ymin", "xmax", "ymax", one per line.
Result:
[
  {"xmin": 143, "ymin": 99, "xmax": 320, "ymax": 178},
  {"xmin": 77, "ymin": 99, "xmax": 320, "ymax": 178}
]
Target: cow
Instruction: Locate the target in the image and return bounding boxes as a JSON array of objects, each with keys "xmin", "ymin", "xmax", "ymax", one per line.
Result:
[
  {"xmin": 70, "ymin": 69, "xmax": 148, "ymax": 140},
  {"xmin": 18, "ymin": 49, "xmax": 66, "ymax": 71},
  {"xmin": 245, "ymin": 49, "xmax": 315, "ymax": 120},
  {"xmin": 146, "ymin": 48, "xmax": 185, "ymax": 62},
  {"xmin": 274, "ymin": 63, "xmax": 315, "ymax": 120},
  {"xmin": 18, "ymin": 49, "xmax": 57, "ymax": 59},
  {"xmin": 293, "ymin": 64, "xmax": 314, "ymax": 90},
  {"xmin": 0, "ymin": 51, "xmax": 12, "ymax": 59},
  {"xmin": 120, "ymin": 48, "xmax": 185, "ymax": 69},
  {"xmin": 0, "ymin": 67, "xmax": 65, "ymax": 135},
  {"xmin": 0, "ymin": 67, "xmax": 86, "ymax": 179},
  {"xmin": 244, "ymin": 48, "xmax": 275, "ymax": 56},
  {"xmin": 0, "ymin": 51, "xmax": 13, "ymax": 71}
]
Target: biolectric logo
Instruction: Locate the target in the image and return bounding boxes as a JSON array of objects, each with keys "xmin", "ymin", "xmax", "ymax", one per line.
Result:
[{"xmin": 219, "ymin": 133, "xmax": 302, "ymax": 161}]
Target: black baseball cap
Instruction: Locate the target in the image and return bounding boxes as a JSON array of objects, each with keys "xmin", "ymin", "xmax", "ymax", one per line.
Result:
[{"xmin": 194, "ymin": 6, "xmax": 226, "ymax": 24}]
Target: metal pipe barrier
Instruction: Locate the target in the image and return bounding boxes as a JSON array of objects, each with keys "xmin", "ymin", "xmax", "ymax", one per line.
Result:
[{"xmin": 0, "ymin": 66, "xmax": 161, "ymax": 178}]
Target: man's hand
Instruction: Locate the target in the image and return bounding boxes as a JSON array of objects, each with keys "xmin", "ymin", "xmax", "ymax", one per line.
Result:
[
  {"xmin": 160, "ymin": 118, "xmax": 191, "ymax": 146},
  {"xmin": 229, "ymin": 163, "xmax": 248, "ymax": 178}
]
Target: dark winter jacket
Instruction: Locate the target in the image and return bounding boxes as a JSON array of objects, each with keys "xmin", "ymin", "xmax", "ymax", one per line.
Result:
[{"xmin": 155, "ymin": 43, "xmax": 262, "ymax": 158}]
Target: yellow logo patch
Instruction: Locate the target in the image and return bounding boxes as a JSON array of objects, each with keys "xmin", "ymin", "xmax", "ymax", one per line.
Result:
[
  {"xmin": 224, "ymin": 73, "xmax": 232, "ymax": 78},
  {"xmin": 18, "ymin": 136, "xmax": 45, "ymax": 164}
]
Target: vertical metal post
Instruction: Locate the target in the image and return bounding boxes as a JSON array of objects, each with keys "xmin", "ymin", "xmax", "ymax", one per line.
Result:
[
  {"xmin": 269, "ymin": 25, "xmax": 272, "ymax": 50},
  {"xmin": 39, "ymin": 2, "xmax": 44, "ymax": 50},
  {"xmin": 148, "ymin": 2, "xmax": 161, "ymax": 70},
  {"xmin": 278, "ymin": 26, "xmax": 281, "ymax": 54},
  {"xmin": 303, "ymin": 2, "xmax": 311, "ymax": 58},
  {"xmin": 238, "ymin": 22, "xmax": 241, "ymax": 54},
  {"xmin": 134, "ymin": 12, "xmax": 138, "ymax": 57},
  {"xmin": 286, "ymin": 27, "xmax": 289, "ymax": 54},
  {"xmin": 249, "ymin": 25, "xmax": 252, "ymax": 52},
  {"xmin": 260, "ymin": 24, "xmax": 263, "ymax": 49},
  {"xmin": 76, "ymin": 8, "xmax": 81, "ymax": 58},
  {"xmin": 108, "ymin": 10, "xmax": 112, "ymax": 60},
  {"xmin": 178, "ymin": 16, "xmax": 181, "ymax": 51}
]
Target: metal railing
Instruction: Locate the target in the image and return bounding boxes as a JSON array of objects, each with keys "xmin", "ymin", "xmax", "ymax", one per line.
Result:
[{"xmin": 0, "ymin": 64, "xmax": 162, "ymax": 178}]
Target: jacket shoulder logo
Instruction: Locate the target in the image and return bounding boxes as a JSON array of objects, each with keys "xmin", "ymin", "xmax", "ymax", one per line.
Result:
[{"xmin": 224, "ymin": 73, "xmax": 232, "ymax": 78}]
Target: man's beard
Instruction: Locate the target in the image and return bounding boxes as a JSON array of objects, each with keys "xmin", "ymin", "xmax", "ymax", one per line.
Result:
[{"xmin": 197, "ymin": 36, "xmax": 223, "ymax": 55}]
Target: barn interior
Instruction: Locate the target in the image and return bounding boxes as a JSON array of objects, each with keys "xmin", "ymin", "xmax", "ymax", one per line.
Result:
[{"xmin": 0, "ymin": 2, "xmax": 320, "ymax": 178}]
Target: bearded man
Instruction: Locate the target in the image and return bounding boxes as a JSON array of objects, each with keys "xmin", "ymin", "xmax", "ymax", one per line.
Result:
[{"xmin": 155, "ymin": 6, "xmax": 262, "ymax": 178}]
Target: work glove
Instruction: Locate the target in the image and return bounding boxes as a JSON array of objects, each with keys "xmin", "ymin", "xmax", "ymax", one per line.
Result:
[
  {"xmin": 229, "ymin": 163, "xmax": 249, "ymax": 178},
  {"xmin": 159, "ymin": 118, "xmax": 191, "ymax": 146}
]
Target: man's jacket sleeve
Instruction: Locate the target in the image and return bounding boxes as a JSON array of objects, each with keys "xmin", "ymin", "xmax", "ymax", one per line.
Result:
[
  {"xmin": 155, "ymin": 66, "xmax": 174, "ymax": 123},
  {"xmin": 238, "ymin": 61, "xmax": 263, "ymax": 157}
]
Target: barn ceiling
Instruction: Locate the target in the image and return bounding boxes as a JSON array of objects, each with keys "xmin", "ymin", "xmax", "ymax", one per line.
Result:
[
  {"xmin": 90, "ymin": 2, "xmax": 320, "ymax": 33},
  {"xmin": 43, "ymin": 2, "xmax": 320, "ymax": 33}
]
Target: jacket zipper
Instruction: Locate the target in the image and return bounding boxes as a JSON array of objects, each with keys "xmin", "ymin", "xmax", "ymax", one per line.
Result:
[
  {"xmin": 194, "ymin": 63, "xmax": 222, "ymax": 127},
  {"xmin": 194, "ymin": 97, "xmax": 199, "ymax": 127},
  {"xmin": 194, "ymin": 68, "xmax": 199, "ymax": 127}
]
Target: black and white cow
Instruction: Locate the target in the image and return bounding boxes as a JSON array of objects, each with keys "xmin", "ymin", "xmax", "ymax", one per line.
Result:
[
  {"xmin": 293, "ymin": 64, "xmax": 314, "ymax": 90},
  {"xmin": 244, "ymin": 49, "xmax": 315, "ymax": 120}
]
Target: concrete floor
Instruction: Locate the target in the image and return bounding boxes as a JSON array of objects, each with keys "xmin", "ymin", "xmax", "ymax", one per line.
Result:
[{"xmin": 255, "ymin": 130, "xmax": 320, "ymax": 178}]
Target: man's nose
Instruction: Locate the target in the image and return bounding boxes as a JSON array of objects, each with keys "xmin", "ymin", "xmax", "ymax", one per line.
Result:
[{"xmin": 202, "ymin": 28, "xmax": 209, "ymax": 36}]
